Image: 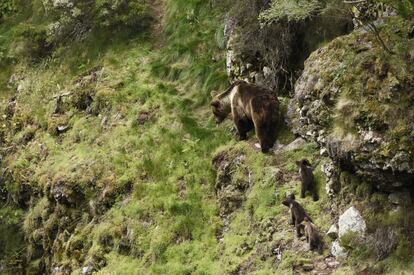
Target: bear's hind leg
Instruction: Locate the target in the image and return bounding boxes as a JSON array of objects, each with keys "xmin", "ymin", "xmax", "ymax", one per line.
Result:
[
  {"xmin": 253, "ymin": 115, "xmax": 276, "ymax": 153},
  {"xmin": 300, "ymin": 184, "xmax": 306, "ymax": 198}
]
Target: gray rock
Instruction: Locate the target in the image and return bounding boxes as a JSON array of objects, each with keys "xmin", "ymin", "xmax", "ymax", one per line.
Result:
[
  {"xmin": 263, "ymin": 66, "xmax": 272, "ymax": 77},
  {"xmin": 226, "ymin": 47, "xmax": 235, "ymax": 77},
  {"xmin": 57, "ymin": 125, "xmax": 70, "ymax": 133},
  {"xmin": 320, "ymin": 148, "xmax": 328, "ymax": 156},
  {"xmin": 81, "ymin": 264, "xmax": 94, "ymax": 275},
  {"xmin": 327, "ymin": 224, "xmax": 338, "ymax": 240},
  {"xmin": 325, "ymin": 257, "xmax": 340, "ymax": 268},
  {"xmin": 8, "ymin": 74, "xmax": 20, "ymax": 88},
  {"xmin": 321, "ymin": 159, "xmax": 340, "ymax": 197},
  {"xmin": 279, "ymin": 137, "xmax": 306, "ymax": 152},
  {"xmin": 223, "ymin": 15, "xmax": 236, "ymax": 42},
  {"xmin": 331, "ymin": 240, "xmax": 347, "ymax": 258},
  {"xmin": 17, "ymin": 84, "xmax": 24, "ymax": 93},
  {"xmin": 388, "ymin": 191, "xmax": 412, "ymax": 206},
  {"xmin": 101, "ymin": 116, "xmax": 108, "ymax": 126},
  {"xmin": 338, "ymin": 206, "xmax": 366, "ymax": 238}
]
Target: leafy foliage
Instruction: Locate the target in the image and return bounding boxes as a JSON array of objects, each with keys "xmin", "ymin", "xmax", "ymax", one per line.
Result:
[
  {"xmin": 95, "ymin": 0, "xmax": 152, "ymax": 29},
  {"xmin": 10, "ymin": 24, "xmax": 52, "ymax": 61},
  {"xmin": 377, "ymin": 0, "xmax": 414, "ymax": 18},
  {"xmin": 259, "ymin": 0, "xmax": 322, "ymax": 23},
  {"xmin": 0, "ymin": 0, "xmax": 15, "ymax": 20}
]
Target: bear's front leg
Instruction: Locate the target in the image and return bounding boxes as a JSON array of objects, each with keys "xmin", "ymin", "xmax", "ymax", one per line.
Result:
[
  {"xmin": 234, "ymin": 117, "xmax": 252, "ymax": 141},
  {"xmin": 295, "ymin": 222, "xmax": 303, "ymax": 238}
]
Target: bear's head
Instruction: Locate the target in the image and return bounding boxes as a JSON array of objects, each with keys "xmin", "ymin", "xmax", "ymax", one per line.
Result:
[
  {"xmin": 260, "ymin": 137, "xmax": 274, "ymax": 153},
  {"xmin": 211, "ymin": 98, "xmax": 230, "ymax": 124},
  {"xmin": 282, "ymin": 193, "xmax": 295, "ymax": 206},
  {"xmin": 296, "ymin": 159, "xmax": 311, "ymax": 167}
]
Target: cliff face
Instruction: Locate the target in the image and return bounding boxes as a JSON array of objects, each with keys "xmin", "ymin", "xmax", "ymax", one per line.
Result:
[
  {"xmin": 225, "ymin": 0, "xmax": 352, "ymax": 95},
  {"xmin": 0, "ymin": 1, "xmax": 414, "ymax": 274},
  {"xmin": 288, "ymin": 18, "xmax": 414, "ymax": 191}
]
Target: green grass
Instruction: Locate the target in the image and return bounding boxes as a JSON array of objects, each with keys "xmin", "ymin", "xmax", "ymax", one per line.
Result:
[
  {"xmin": 1, "ymin": 1, "xmax": 414, "ymax": 274},
  {"xmin": 259, "ymin": 0, "xmax": 322, "ymax": 23},
  {"xmin": 0, "ymin": 0, "xmax": 233, "ymax": 272}
]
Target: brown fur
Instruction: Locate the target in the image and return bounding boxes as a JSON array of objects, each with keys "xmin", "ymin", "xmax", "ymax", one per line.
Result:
[
  {"xmin": 211, "ymin": 81, "xmax": 279, "ymax": 153},
  {"xmin": 282, "ymin": 194, "xmax": 312, "ymax": 237},
  {"xmin": 301, "ymin": 217, "xmax": 323, "ymax": 254},
  {"xmin": 295, "ymin": 159, "xmax": 319, "ymax": 201}
]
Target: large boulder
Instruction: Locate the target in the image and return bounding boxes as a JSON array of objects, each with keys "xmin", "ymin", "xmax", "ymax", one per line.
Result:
[
  {"xmin": 338, "ymin": 206, "xmax": 366, "ymax": 238},
  {"xmin": 289, "ymin": 18, "xmax": 414, "ymax": 191},
  {"xmin": 330, "ymin": 206, "xmax": 366, "ymax": 258}
]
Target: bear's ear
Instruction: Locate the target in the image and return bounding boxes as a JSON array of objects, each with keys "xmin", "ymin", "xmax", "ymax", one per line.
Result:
[
  {"xmin": 211, "ymin": 100, "xmax": 220, "ymax": 107},
  {"xmin": 295, "ymin": 160, "xmax": 301, "ymax": 166},
  {"xmin": 290, "ymin": 193, "xmax": 296, "ymax": 200},
  {"xmin": 210, "ymin": 90, "xmax": 219, "ymax": 98}
]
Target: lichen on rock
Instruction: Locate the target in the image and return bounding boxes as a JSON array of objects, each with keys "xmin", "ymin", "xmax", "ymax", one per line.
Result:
[
  {"xmin": 289, "ymin": 18, "xmax": 414, "ymax": 191},
  {"xmin": 225, "ymin": 0, "xmax": 352, "ymax": 94}
]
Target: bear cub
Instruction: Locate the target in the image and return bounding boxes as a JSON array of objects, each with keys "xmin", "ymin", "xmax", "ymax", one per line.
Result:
[
  {"xmin": 301, "ymin": 217, "xmax": 323, "ymax": 254},
  {"xmin": 211, "ymin": 81, "xmax": 279, "ymax": 153},
  {"xmin": 296, "ymin": 159, "xmax": 319, "ymax": 201},
  {"xmin": 282, "ymin": 194, "xmax": 312, "ymax": 237}
]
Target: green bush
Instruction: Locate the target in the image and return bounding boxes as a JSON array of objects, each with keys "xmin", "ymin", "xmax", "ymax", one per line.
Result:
[
  {"xmin": 10, "ymin": 24, "xmax": 52, "ymax": 61},
  {"xmin": 94, "ymin": 0, "xmax": 152, "ymax": 29},
  {"xmin": 379, "ymin": 0, "xmax": 414, "ymax": 18},
  {"xmin": 259, "ymin": 0, "xmax": 322, "ymax": 23},
  {"xmin": 0, "ymin": 0, "xmax": 15, "ymax": 20}
]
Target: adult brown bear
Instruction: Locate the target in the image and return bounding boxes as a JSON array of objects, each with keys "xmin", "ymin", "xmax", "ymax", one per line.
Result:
[{"xmin": 211, "ymin": 81, "xmax": 279, "ymax": 153}]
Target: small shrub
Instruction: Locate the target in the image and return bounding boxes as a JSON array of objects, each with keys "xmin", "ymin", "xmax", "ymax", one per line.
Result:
[
  {"xmin": 378, "ymin": 0, "xmax": 414, "ymax": 19},
  {"xmin": 393, "ymin": 237, "xmax": 414, "ymax": 262},
  {"xmin": 10, "ymin": 24, "xmax": 53, "ymax": 61},
  {"xmin": 259, "ymin": 0, "xmax": 322, "ymax": 24},
  {"xmin": 0, "ymin": 0, "xmax": 15, "ymax": 20},
  {"xmin": 94, "ymin": 0, "xmax": 152, "ymax": 30},
  {"xmin": 340, "ymin": 231, "xmax": 373, "ymax": 261}
]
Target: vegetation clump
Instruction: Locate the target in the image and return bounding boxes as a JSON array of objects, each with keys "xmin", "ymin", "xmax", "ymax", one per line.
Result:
[
  {"xmin": 0, "ymin": 0, "xmax": 414, "ymax": 274},
  {"xmin": 259, "ymin": 0, "xmax": 322, "ymax": 23}
]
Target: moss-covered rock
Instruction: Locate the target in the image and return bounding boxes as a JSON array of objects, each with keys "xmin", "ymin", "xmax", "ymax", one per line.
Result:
[
  {"xmin": 225, "ymin": 0, "xmax": 352, "ymax": 94},
  {"xmin": 289, "ymin": 17, "xmax": 414, "ymax": 191}
]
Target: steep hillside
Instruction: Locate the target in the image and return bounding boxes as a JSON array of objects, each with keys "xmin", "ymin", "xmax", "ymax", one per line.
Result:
[
  {"xmin": 0, "ymin": 1, "xmax": 230, "ymax": 273},
  {"xmin": 0, "ymin": 0, "xmax": 414, "ymax": 274}
]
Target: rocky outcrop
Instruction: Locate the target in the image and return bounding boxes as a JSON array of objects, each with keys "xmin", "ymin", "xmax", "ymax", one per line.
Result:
[
  {"xmin": 225, "ymin": 1, "xmax": 352, "ymax": 94},
  {"xmin": 212, "ymin": 150, "xmax": 251, "ymax": 217},
  {"xmin": 289, "ymin": 18, "xmax": 414, "ymax": 191},
  {"xmin": 321, "ymin": 158, "xmax": 340, "ymax": 197}
]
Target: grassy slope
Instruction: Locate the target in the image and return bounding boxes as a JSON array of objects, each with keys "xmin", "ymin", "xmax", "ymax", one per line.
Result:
[
  {"xmin": 0, "ymin": 1, "xmax": 335, "ymax": 273},
  {"xmin": 1, "ymin": 0, "xmax": 231, "ymax": 273},
  {"xmin": 1, "ymin": 1, "xmax": 414, "ymax": 274}
]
